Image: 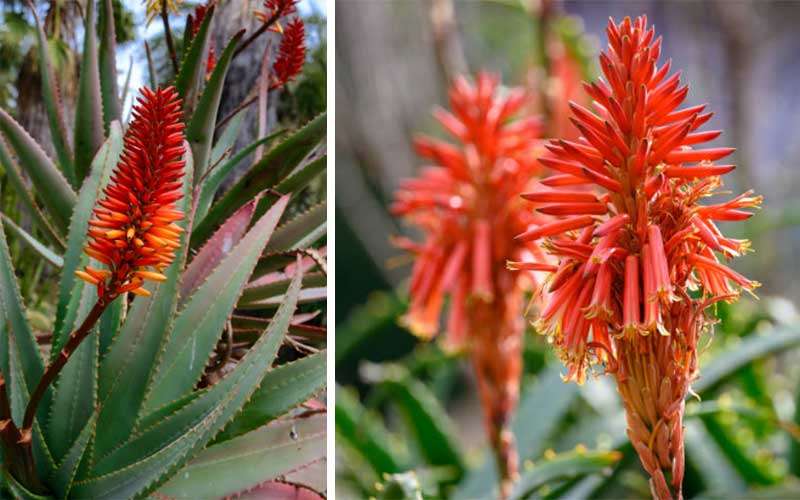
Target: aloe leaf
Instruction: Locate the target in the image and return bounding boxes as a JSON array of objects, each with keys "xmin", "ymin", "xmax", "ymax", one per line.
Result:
[
  {"xmin": 253, "ymin": 202, "xmax": 326, "ymax": 280},
  {"xmin": 239, "ymin": 286, "xmax": 326, "ymax": 310},
  {"xmin": 180, "ymin": 197, "xmax": 259, "ymax": 305},
  {"xmin": 158, "ymin": 414, "xmax": 325, "ymax": 498},
  {"xmin": 143, "ymin": 195, "xmax": 290, "ymax": 411},
  {"xmin": 3, "ymin": 468, "xmax": 50, "ymax": 500},
  {"xmin": 694, "ymin": 326, "xmax": 800, "ymax": 394},
  {"xmin": 209, "ymin": 106, "xmax": 245, "ymax": 168},
  {"xmin": 254, "ymin": 154, "xmax": 326, "ymax": 221},
  {"xmin": 699, "ymin": 413, "xmax": 777, "ymax": 485},
  {"xmin": 373, "ymin": 365, "xmax": 465, "ymax": 479},
  {"xmin": 93, "ymin": 145, "xmax": 194, "ymax": 459},
  {"xmin": 74, "ymin": 266, "xmax": 302, "ymax": 498},
  {"xmin": 0, "ymin": 138, "xmax": 64, "ymax": 248},
  {"xmin": 29, "ymin": 4, "xmax": 75, "ymax": 186},
  {"xmin": 336, "ymin": 386, "xmax": 407, "ymax": 476},
  {"xmin": 187, "ymin": 29, "xmax": 246, "ymax": 183},
  {"xmin": 508, "ymin": 450, "xmax": 623, "ymax": 500},
  {"xmin": 0, "ymin": 108, "xmax": 77, "ymax": 230},
  {"xmin": 0, "ymin": 213, "xmax": 63, "ymax": 268},
  {"xmin": 174, "ymin": 5, "xmax": 214, "ymax": 104},
  {"xmin": 52, "ymin": 122, "xmax": 122, "ymax": 359},
  {"xmin": 50, "ymin": 411, "xmax": 98, "ymax": 498},
  {"xmin": 191, "ymin": 113, "xmax": 326, "ymax": 247},
  {"xmin": 684, "ymin": 420, "xmax": 746, "ymax": 494},
  {"xmin": 195, "ymin": 129, "xmax": 286, "ymax": 223},
  {"xmin": 456, "ymin": 365, "xmax": 581, "ymax": 499},
  {"xmin": 98, "ymin": 0, "xmax": 120, "ymax": 132},
  {"xmin": 73, "ymin": 0, "xmax": 105, "ymax": 182},
  {"xmin": 0, "ymin": 218, "xmax": 45, "ymax": 421},
  {"xmin": 239, "ymin": 271, "xmax": 326, "ymax": 306},
  {"xmin": 213, "ymin": 350, "xmax": 326, "ymax": 443}
]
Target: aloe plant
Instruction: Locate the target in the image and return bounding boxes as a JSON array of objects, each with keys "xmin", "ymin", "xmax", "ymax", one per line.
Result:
[{"xmin": 0, "ymin": 1, "xmax": 326, "ymax": 498}]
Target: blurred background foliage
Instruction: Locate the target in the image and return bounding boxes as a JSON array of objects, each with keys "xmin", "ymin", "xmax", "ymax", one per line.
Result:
[{"xmin": 335, "ymin": 0, "xmax": 800, "ymax": 498}]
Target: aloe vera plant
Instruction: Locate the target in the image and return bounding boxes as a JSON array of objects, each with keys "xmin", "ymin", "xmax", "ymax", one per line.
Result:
[{"xmin": 0, "ymin": 1, "xmax": 326, "ymax": 498}]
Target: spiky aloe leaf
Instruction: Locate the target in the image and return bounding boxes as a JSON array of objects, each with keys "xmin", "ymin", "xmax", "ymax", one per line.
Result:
[
  {"xmin": 29, "ymin": 3, "xmax": 75, "ymax": 186},
  {"xmin": 143, "ymin": 195, "xmax": 290, "ymax": 411},
  {"xmin": 180, "ymin": 197, "xmax": 259, "ymax": 304},
  {"xmin": 174, "ymin": 5, "xmax": 214, "ymax": 105},
  {"xmin": 0, "ymin": 213, "xmax": 63, "ymax": 268},
  {"xmin": 158, "ymin": 413, "xmax": 326, "ymax": 498},
  {"xmin": 239, "ymin": 272, "xmax": 326, "ymax": 307},
  {"xmin": 52, "ymin": 122, "xmax": 122, "ymax": 359},
  {"xmin": 254, "ymin": 154, "xmax": 326, "ymax": 221},
  {"xmin": 191, "ymin": 113, "xmax": 326, "ymax": 247},
  {"xmin": 187, "ymin": 29, "xmax": 245, "ymax": 183},
  {"xmin": 0, "ymin": 138, "xmax": 64, "ymax": 248},
  {"xmin": 92, "ymin": 149, "xmax": 193, "ymax": 459},
  {"xmin": 213, "ymin": 350, "xmax": 326, "ymax": 443},
  {"xmin": 49, "ymin": 411, "xmax": 98, "ymax": 498},
  {"xmin": 73, "ymin": 0, "xmax": 105, "ymax": 182},
  {"xmin": 195, "ymin": 129, "xmax": 286, "ymax": 223},
  {"xmin": 0, "ymin": 108, "xmax": 77, "ymax": 230},
  {"xmin": 253, "ymin": 202, "xmax": 326, "ymax": 280},
  {"xmin": 72, "ymin": 266, "xmax": 302, "ymax": 498},
  {"xmin": 98, "ymin": 0, "xmax": 120, "ymax": 132},
  {"xmin": 0, "ymin": 219, "xmax": 45, "ymax": 422},
  {"xmin": 508, "ymin": 450, "xmax": 623, "ymax": 500}
]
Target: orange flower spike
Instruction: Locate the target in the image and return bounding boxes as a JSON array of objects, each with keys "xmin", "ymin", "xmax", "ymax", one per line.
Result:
[
  {"xmin": 513, "ymin": 16, "xmax": 762, "ymax": 500},
  {"xmin": 77, "ymin": 86, "xmax": 186, "ymax": 302},
  {"xmin": 392, "ymin": 73, "xmax": 544, "ymax": 496}
]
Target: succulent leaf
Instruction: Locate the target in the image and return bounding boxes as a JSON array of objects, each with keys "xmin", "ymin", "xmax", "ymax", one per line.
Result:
[{"xmin": 98, "ymin": 0, "xmax": 121, "ymax": 133}]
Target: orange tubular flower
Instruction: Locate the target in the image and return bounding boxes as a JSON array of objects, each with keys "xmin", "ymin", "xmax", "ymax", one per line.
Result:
[
  {"xmin": 392, "ymin": 73, "xmax": 544, "ymax": 496},
  {"xmin": 514, "ymin": 16, "xmax": 761, "ymax": 500},
  {"xmin": 77, "ymin": 86, "xmax": 186, "ymax": 302}
]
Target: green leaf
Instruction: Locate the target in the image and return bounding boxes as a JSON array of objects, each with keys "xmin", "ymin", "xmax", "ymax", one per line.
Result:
[
  {"xmin": 29, "ymin": 5, "xmax": 75, "ymax": 187},
  {"xmin": 50, "ymin": 411, "xmax": 98, "ymax": 498},
  {"xmin": 45, "ymin": 282, "xmax": 99, "ymax": 460},
  {"xmin": 213, "ymin": 350, "xmax": 326, "ymax": 443},
  {"xmin": 373, "ymin": 365, "xmax": 465, "ymax": 480},
  {"xmin": 0, "ymin": 213, "xmax": 63, "ymax": 268},
  {"xmin": 174, "ymin": 5, "xmax": 214, "ymax": 104},
  {"xmin": 508, "ymin": 450, "xmax": 622, "ymax": 500},
  {"xmin": 143, "ymin": 195, "xmax": 290, "ymax": 411},
  {"xmin": 335, "ymin": 386, "xmax": 407, "ymax": 476},
  {"xmin": 694, "ymin": 326, "xmax": 800, "ymax": 395},
  {"xmin": 93, "ymin": 145, "xmax": 194, "ymax": 459},
  {"xmin": 699, "ymin": 413, "xmax": 777, "ymax": 485},
  {"xmin": 0, "ymin": 138, "xmax": 64, "ymax": 248},
  {"xmin": 684, "ymin": 420, "xmax": 746, "ymax": 494},
  {"xmin": 187, "ymin": 29, "xmax": 246, "ymax": 183},
  {"xmin": 456, "ymin": 365, "xmax": 580, "ymax": 499},
  {"xmin": 0, "ymin": 108, "xmax": 77, "ymax": 230},
  {"xmin": 74, "ymin": 264, "xmax": 302, "ymax": 498},
  {"xmin": 98, "ymin": 0, "xmax": 120, "ymax": 133},
  {"xmin": 0, "ymin": 219, "xmax": 45, "ymax": 424},
  {"xmin": 195, "ymin": 129, "xmax": 286, "ymax": 223},
  {"xmin": 191, "ymin": 113, "xmax": 326, "ymax": 247},
  {"xmin": 73, "ymin": 0, "xmax": 105, "ymax": 182},
  {"xmin": 253, "ymin": 201, "xmax": 326, "ymax": 280},
  {"xmin": 158, "ymin": 414, "xmax": 325, "ymax": 498},
  {"xmin": 239, "ymin": 271, "xmax": 326, "ymax": 306},
  {"xmin": 52, "ymin": 122, "xmax": 123, "ymax": 360},
  {"xmin": 253, "ymin": 154, "xmax": 326, "ymax": 221},
  {"xmin": 3, "ymin": 469, "xmax": 50, "ymax": 500}
]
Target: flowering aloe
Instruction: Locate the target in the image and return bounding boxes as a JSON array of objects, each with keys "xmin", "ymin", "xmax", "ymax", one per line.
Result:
[
  {"xmin": 514, "ymin": 16, "xmax": 761, "ymax": 500},
  {"xmin": 392, "ymin": 73, "xmax": 543, "ymax": 495},
  {"xmin": 0, "ymin": 1, "xmax": 326, "ymax": 497}
]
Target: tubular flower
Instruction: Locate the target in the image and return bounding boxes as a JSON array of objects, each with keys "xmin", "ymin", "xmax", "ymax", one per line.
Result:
[
  {"xmin": 392, "ymin": 73, "xmax": 544, "ymax": 496},
  {"xmin": 255, "ymin": 0, "xmax": 298, "ymax": 23},
  {"xmin": 513, "ymin": 16, "xmax": 761, "ymax": 500},
  {"xmin": 271, "ymin": 18, "xmax": 306, "ymax": 89},
  {"xmin": 76, "ymin": 86, "xmax": 186, "ymax": 302}
]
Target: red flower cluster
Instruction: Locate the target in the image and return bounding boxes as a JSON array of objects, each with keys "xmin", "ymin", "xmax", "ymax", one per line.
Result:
[
  {"xmin": 392, "ymin": 73, "xmax": 543, "ymax": 494},
  {"xmin": 272, "ymin": 18, "xmax": 305, "ymax": 89},
  {"xmin": 514, "ymin": 16, "xmax": 761, "ymax": 500},
  {"xmin": 76, "ymin": 86, "xmax": 186, "ymax": 301},
  {"xmin": 255, "ymin": 0, "xmax": 297, "ymax": 22}
]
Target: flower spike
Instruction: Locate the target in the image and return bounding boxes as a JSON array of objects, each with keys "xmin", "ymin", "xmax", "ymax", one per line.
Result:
[
  {"xmin": 77, "ymin": 86, "xmax": 186, "ymax": 302},
  {"xmin": 513, "ymin": 16, "xmax": 762, "ymax": 500}
]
